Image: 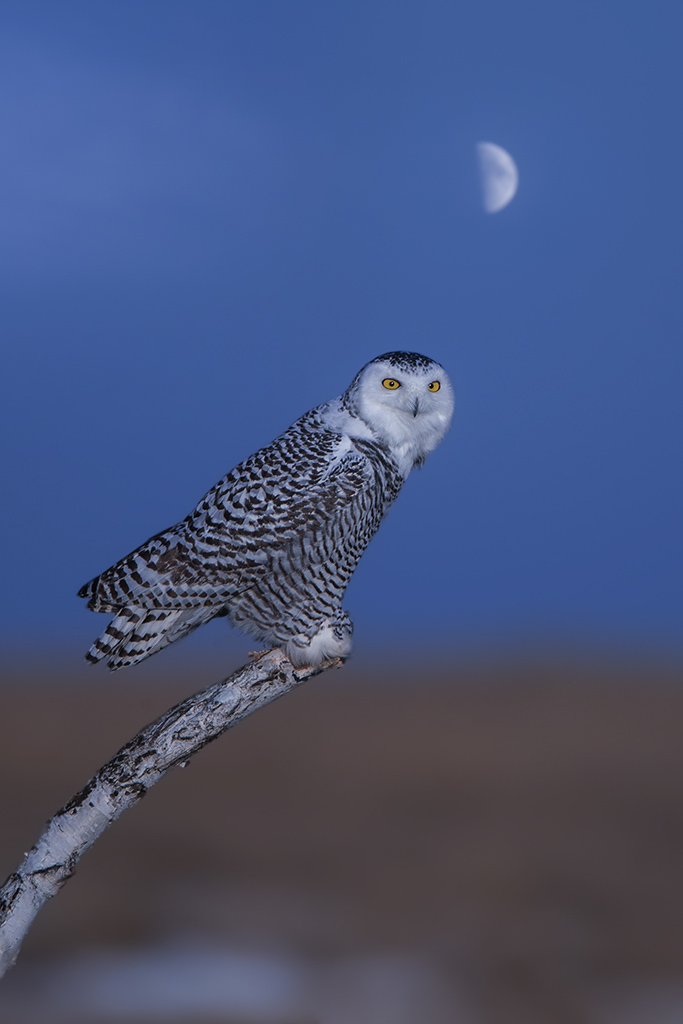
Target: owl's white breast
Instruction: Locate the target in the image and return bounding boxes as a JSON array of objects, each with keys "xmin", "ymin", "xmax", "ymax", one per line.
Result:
[{"xmin": 319, "ymin": 395, "xmax": 447, "ymax": 478}]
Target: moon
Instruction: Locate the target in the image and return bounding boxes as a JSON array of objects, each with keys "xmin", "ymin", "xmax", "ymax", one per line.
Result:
[{"xmin": 476, "ymin": 142, "xmax": 519, "ymax": 213}]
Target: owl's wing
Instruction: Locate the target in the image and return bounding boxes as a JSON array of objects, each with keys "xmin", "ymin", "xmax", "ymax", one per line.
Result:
[
  {"xmin": 208, "ymin": 427, "xmax": 402, "ymax": 564},
  {"xmin": 80, "ymin": 430, "xmax": 397, "ymax": 613}
]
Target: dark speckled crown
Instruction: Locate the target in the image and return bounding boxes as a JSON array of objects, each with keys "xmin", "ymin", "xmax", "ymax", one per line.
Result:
[{"xmin": 368, "ymin": 351, "xmax": 438, "ymax": 372}]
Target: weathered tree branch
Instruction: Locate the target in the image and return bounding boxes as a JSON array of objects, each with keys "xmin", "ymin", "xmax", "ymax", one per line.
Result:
[{"xmin": 0, "ymin": 648, "xmax": 338, "ymax": 979}]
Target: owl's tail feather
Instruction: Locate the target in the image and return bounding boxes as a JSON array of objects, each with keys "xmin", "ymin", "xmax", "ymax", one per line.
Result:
[{"xmin": 86, "ymin": 605, "xmax": 217, "ymax": 671}]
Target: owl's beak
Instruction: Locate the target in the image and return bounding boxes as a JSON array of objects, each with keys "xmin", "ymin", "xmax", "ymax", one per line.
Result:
[{"xmin": 412, "ymin": 398, "xmax": 420, "ymax": 418}]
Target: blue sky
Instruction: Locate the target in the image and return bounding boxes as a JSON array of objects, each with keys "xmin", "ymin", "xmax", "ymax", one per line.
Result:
[{"xmin": 1, "ymin": 0, "xmax": 682, "ymax": 664}]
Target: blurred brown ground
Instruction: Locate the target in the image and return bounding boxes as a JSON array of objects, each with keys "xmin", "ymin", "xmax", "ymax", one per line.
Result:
[{"xmin": 1, "ymin": 655, "xmax": 682, "ymax": 1023}]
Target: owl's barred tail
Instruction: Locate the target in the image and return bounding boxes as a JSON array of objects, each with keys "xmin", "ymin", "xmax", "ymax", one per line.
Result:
[{"xmin": 86, "ymin": 606, "xmax": 215, "ymax": 671}]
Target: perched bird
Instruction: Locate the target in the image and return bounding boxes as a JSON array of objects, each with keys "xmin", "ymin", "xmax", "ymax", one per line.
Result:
[{"xmin": 79, "ymin": 351, "xmax": 454, "ymax": 670}]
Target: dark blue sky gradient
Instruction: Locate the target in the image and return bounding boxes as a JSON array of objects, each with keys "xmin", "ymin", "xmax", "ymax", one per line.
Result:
[{"xmin": 1, "ymin": 1, "xmax": 682, "ymax": 663}]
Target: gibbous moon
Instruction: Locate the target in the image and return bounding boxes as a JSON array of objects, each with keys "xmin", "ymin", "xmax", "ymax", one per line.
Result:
[{"xmin": 476, "ymin": 141, "xmax": 519, "ymax": 213}]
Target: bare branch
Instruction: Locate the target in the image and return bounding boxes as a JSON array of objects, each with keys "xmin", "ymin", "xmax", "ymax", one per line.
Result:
[{"xmin": 0, "ymin": 648, "xmax": 338, "ymax": 979}]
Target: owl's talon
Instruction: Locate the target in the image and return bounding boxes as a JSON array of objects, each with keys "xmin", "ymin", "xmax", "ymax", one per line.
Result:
[
  {"xmin": 291, "ymin": 655, "xmax": 345, "ymax": 680},
  {"xmin": 248, "ymin": 648, "xmax": 276, "ymax": 662}
]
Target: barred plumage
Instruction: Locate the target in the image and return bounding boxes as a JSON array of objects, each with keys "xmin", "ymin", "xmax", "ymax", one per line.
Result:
[{"xmin": 80, "ymin": 352, "xmax": 454, "ymax": 669}]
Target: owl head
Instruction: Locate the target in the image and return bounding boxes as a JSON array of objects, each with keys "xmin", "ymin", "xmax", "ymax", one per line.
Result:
[{"xmin": 343, "ymin": 351, "xmax": 454, "ymax": 471}]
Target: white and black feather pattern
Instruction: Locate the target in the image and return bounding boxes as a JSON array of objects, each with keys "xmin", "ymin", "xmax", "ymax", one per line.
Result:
[{"xmin": 80, "ymin": 352, "xmax": 454, "ymax": 670}]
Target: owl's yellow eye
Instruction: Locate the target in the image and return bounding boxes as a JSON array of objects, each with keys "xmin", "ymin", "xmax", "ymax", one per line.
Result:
[
  {"xmin": 382, "ymin": 378, "xmax": 401, "ymax": 390},
  {"xmin": 427, "ymin": 380, "xmax": 441, "ymax": 392}
]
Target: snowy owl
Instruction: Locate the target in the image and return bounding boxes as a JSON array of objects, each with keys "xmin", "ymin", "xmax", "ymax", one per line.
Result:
[{"xmin": 79, "ymin": 352, "xmax": 454, "ymax": 670}]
